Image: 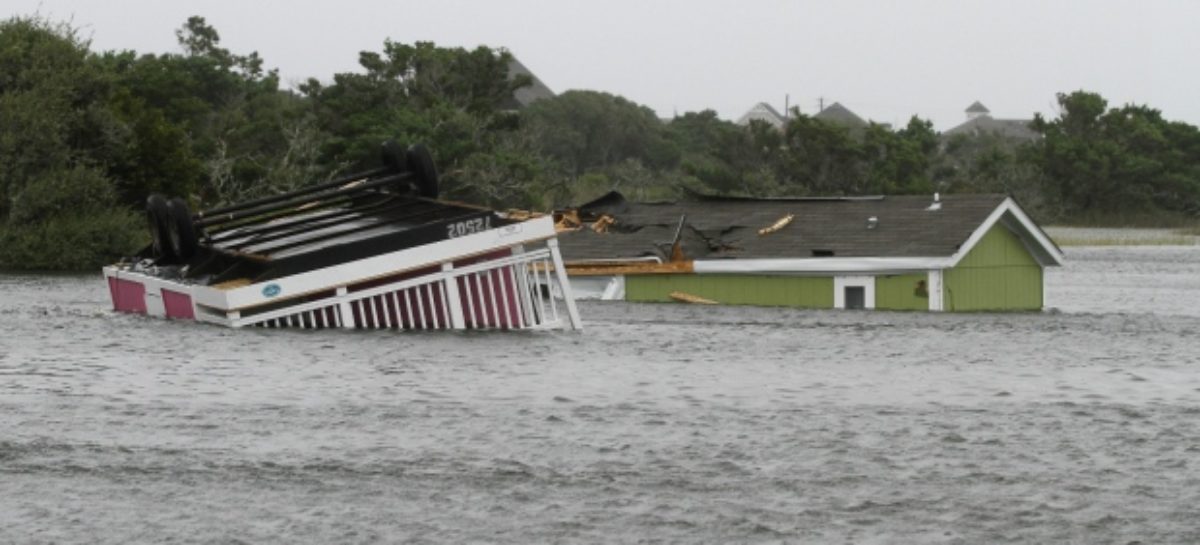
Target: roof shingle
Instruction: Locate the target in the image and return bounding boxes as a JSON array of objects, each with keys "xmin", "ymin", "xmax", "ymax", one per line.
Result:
[{"xmin": 556, "ymin": 193, "xmax": 1009, "ymax": 262}]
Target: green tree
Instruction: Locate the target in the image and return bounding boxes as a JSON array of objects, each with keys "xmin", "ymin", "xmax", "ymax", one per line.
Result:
[
  {"xmin": 99, "ymin": 16, "xmax": 314, "ymax": 205},
  {"xmin": 859, "ymin": 117, "xmax": 937, "ymax": 195},
  {"xmin": 933, "ymin": 131, "xmax": 1050, "ymax": 216},
  {"xmin": 0, "ymin": 16, "xmax": 143, "ymax": 270},
  {"xmin": 1032, "ymin": 90, "xmax": 1200, "ymax": 218},
  {"xmin": 779, "ymin": 113, "xmax": 863, "ymax": 194},
  {"xmin": 522, "ymin": 90, "xmax": 678, "ymax": 179},
  {"xmin": 666, "ymin": 110, "xmax": 778, "ymax": 196},
  {"xmin": 302, "ymin": 40, "xmax": 533, "ymax": 205},
  {"xmin": 0, "ymin": 166, "xmax": 143, "ymax": 270}
]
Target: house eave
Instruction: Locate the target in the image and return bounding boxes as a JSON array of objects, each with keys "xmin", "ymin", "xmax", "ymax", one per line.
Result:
[
  {"xmin": 693, "ymin": 256, "xmax": 954, "ymax": 274},
  {"xmin": 946, "ymin": 197, "xmax": 1064, "ymax": 268}
]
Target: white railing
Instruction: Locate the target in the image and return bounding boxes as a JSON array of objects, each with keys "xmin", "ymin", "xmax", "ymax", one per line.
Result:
[{"xmin": 231, "ymin": 246, "xmax": 578, "ymax": 331}]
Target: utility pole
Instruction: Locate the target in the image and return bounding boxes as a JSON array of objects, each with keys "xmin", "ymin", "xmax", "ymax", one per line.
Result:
[{"xmin": 818, "ymin": 96, "xmax": 825, "ymax": 112}]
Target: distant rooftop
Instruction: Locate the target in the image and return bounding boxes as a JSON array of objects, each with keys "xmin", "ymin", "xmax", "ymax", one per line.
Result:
[
  {"xmin": 944, "ymin": 101, "xmax": 1039, "ymax": 140},
  {"xmin": 965, "ymin": 101, "xmax": 990, "ymax": 114},
  {"xmin": 942, "ymin": 117, "xmax": 1040, "ymax": 140},
  {"xmin": 502, "ymin": 56, "xmax": 554, "ymax": 109},
  {"xmin": 813, "ymin": 102, "xmax": 868, "ymax": 128},
  {"xmin": 736, "ymin": 102, "xmax": 787, "ymax": 128}
]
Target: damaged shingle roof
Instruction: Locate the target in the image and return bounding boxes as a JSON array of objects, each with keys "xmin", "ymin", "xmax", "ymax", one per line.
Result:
[{"xmin": 556, "ymin": 192, "xmax": 1010, "ymax": 262}]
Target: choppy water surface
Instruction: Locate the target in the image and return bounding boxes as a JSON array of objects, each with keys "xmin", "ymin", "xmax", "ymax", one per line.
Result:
[{"xmin": 2, "ymin": 246, "xmax": 1199, "ymax": 544}]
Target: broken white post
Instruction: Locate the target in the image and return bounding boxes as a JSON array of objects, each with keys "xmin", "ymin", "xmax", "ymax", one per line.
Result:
[{"xmin": 546, "ymin": 238, "xmax": 583, "ymax": 330}]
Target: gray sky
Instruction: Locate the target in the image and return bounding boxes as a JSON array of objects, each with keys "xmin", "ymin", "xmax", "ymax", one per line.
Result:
[{"xmin": 10, "ymin": 0, "xmax": 1200, "ymax": 130}]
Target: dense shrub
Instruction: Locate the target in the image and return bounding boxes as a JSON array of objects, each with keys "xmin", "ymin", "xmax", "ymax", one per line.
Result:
[{"xmin": 0, "ymin": 209, "xmax": 144, "ymax": 270}]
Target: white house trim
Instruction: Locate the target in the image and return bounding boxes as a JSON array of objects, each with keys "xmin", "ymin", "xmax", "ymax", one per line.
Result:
[
  {"xmin": 927, "ymin": 269, "xmax": 944, "ymax": 311},
  {"xmin": 946, "ymin": 197, "xmax": 1064, "ymax": 268},
  {"xmin": 694, "ymin": 256, "xmax": 952, "ymax": 274},
  {"xmin": 834, "ymin": 275, "xmax": 875, "ymax": 309}
]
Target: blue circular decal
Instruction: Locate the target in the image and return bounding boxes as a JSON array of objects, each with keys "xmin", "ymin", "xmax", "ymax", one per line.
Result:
[{"xmin": 262, "ymin": 283, "xmax": 282, "ymax": 298}]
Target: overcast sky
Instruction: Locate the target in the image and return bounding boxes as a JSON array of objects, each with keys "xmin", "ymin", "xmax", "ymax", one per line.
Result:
[{"xmin": 9, "ymin": 0, "xmax": 1199, "ymax": 130}]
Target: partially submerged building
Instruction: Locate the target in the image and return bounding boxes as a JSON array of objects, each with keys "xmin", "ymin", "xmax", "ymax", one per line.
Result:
[{"xmin": 555, "ymin": 192, "xmax": 1063, "ymax": 311}]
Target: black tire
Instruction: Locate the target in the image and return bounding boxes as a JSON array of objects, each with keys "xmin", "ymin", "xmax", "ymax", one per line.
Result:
[
  {"xmin": 145, "ymin": 194, "xmax": 176, "ymax": 262},
  {"xmin": 406, "ymin": 143, "xmax": 439, "ymax": 199},
  {"xmin": 166, "ymin": 197, "xmax": 199, "ymax": 262},
  {"xmin": 380, "ymin": 139, "xmax": 407, "ymax": 174}
]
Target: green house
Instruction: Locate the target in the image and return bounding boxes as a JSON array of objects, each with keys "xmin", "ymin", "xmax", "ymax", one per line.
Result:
[{"xmin": 556, "ymin": 192, "xmax": 1063, "ymax": 312}]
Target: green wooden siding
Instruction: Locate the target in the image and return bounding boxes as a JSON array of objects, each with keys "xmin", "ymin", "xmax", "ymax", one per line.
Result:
[
  {"xmin": 943, "ymin": 224, "xmax": 1043, "ymax": 311},
  {"xmin": 626, "ymin": 274, "xmax": 834, "ymax": 308},
  {"xmin": 875, "ymin": 273, "xmax": 929, "ymax": 311}
]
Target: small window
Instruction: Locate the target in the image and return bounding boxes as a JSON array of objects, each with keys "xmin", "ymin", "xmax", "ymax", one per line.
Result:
[
  {"xmin": 812, "ymin": 249, "xmax": 835, "ymax": 257},
  {"xmin": 844, "ymin": 286, "xmax": 865, "ymax": 310}
]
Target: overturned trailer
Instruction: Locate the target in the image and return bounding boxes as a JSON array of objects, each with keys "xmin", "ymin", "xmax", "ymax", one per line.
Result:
[{"xmin": 103, "ymin": 142, "xmax": 581, "ymax": 331}]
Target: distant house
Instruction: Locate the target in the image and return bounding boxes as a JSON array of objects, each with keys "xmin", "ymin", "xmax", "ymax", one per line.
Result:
[
  {"xmin": 502, "ymin": 56, "xmax": 555, "ymax": 109},
  {"xmin": 942, "ymin": 101, "xmax": 1039, "ymax": 141},
  {"xmin": 812, "ymin": 102, "xmax": 869, "ymax": 129},
  {"xmin": 555, "ymin": 191, "xmax": 1063, "ymax": 312},
  {"xmin": 736, "ymin": 100, "xmax": 873, "ymax": 131},
  {"xmin": 736, "ymin": 102, "xmax": 787, "ymax": 129}
]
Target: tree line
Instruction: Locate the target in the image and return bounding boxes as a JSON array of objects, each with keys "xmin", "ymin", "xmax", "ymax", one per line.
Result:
[{"xmin": 2, "ymin": 15, "xmax": 1199, "ymax": 270}]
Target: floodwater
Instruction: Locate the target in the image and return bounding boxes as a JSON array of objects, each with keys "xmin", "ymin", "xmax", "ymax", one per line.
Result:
[{"xmin": 2, "ymin": 246, "xmax": 1199, "ymax": 544}]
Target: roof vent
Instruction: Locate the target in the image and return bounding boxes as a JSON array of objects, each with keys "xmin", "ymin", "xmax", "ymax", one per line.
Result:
[
  {"xmin": 927, "ymin": 193, "xmax": 942, "ymax": 211},
  {"xmin": 867, "ymin": 216, "xmax": 878, "ymax": 229}
]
